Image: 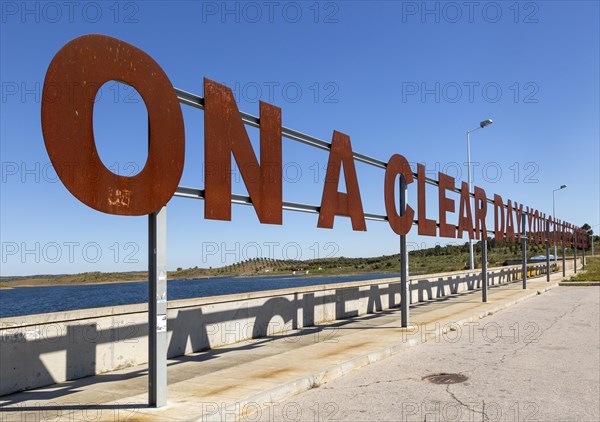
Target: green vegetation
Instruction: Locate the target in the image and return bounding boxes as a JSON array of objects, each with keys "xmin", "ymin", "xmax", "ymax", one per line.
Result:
[
  {"xmin": 2, "ymin": 239, "xmax": 587, "ymax": 288},
  {"xmin": 569, "ymin": 257, "xmax": 600, "ymax": 282},
  {"xmin": 0, "ymin": 271, "xmax": 146, "ymax": 288}
]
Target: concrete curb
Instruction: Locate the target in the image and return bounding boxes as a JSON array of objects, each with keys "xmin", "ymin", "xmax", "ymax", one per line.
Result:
[
  {"xmin": 559, "ymin": 281, "xmax": 600, "ymax": 286},
  {"xmin": 196, "ymin": 281, "xmax": 561, "ymax": 422}
]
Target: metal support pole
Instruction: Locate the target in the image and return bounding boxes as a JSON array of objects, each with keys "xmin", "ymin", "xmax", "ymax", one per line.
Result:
[
  {"xmin": 552, "ymin": 192, "xmax": 557, "ymax": 264},
  {"xmin": 583, "ymin": 246, "xmax": 586, "ymax": 270},
  {"xmin": 482, "ymin": 239, "xmax": 488, "ymax": 302},
  {"xmin": 574, "ymin": 232, "xmax": 577, "ymax": 274},
  {"xmin": 405, "ymin": 240, "xmax": 410, "ymax": 284},
  {"xmin": 552, "ymin": 186, "xmax": 567, "ymax": 264},
  {"xmin": 467, "ymin": 130, "xmax": 474, "ymax": 270},
  {"xmin": 562, "ymin": 242, "xmax": 566, "ymax": 277},
  {"xmin": 545, "ymin": 225, "xmax": 550, "ymax": 282},
  {"xmin": 400, "ymin": 177, "xmax": 409, "ymax": 328},
  {"xmin": 521, "ymin": 213, "xmax": 527, "ymax": 289},
  {"xmin": 149, "ymin": 207, "xmax": 168, "ymax": 407}
]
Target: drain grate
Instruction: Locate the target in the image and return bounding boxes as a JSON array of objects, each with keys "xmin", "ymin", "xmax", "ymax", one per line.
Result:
[{"xmin": 422, "ymin": 373, "xmax": 468, "ymax": 384}]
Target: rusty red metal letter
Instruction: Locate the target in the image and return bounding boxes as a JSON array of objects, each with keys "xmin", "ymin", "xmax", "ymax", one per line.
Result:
[
  {"xmin": 204, "ymin": 78, "xmax": 282, "ymax": 224},
  {"xmin": 417, "ymin": 163, "xmax": 437, "ymax": 236},
  {"xmin": 384, "ymin": 154, "xmax": 414, "ymax": 235},
  {"xmin": 317, "ymin": 131, "xmax": 366, "ymax": 231},
  {"xmin": 457, "ymin": 182, "xmax": 474, "ymax": 239},
  {"xmin": 41, "ymin": 35, "xmax": 185, "ymax": 215},
  {"xmin": 438, "ymin": 172, "xmax": 456, "ymax": 238}
]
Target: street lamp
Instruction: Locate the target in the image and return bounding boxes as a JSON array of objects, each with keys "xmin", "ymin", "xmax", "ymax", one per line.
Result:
[
  {"xmin": 466, "ymin": 119, "xmax": 493, "ymax": 270},
  {"xmin": 588, "ymin": 224, "xmax": 599, "ymax": 257},
  {"xmin": 552, "ymin": 184, "xmax": 567, "ymax": 262}
]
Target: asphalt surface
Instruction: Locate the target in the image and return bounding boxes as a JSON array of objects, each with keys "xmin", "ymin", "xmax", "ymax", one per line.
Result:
[{"xmin": 257, "ymin": 286, "xmax": 600, "ymax": 422}]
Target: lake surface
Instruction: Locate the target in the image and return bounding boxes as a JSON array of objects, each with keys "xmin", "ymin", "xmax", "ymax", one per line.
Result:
[{"xmin": 0, "ymin": 273, "xmax": 395, "ymax": 318}]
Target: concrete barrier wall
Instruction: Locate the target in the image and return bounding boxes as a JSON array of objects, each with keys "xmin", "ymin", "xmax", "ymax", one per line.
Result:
[{"xmin": 0, "ymin": 260, "xmax": 580, "ymax": 395}]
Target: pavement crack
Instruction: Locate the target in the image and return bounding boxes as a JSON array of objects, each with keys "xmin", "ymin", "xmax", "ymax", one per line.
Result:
[
  {"xmin": 355, "ymin": 377, "xmax": 420, "ymax": 388},
  {"xmin": 476, "ymin": 300, "xmax": 583, "ymax": 371},
  {"xmin": 445, "ymin": 384, "xmax": 489, "ymax": 421}
]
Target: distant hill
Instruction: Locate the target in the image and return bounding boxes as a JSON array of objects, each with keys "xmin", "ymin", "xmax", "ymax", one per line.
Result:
[{"xmin": 1, "ymin": 239, "xmax": 577, "ymax": 287}]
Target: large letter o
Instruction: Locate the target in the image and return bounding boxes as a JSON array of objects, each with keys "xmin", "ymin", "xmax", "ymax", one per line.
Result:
[{"xmin": 41, "ymin": 34, "xmax": 184, "ymax": 215}]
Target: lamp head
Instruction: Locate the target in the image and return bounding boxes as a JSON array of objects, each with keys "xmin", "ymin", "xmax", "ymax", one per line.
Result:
[
  {"xmin": 560, "ymin": 184, "xmax": 567, "ymax": 189},
  {"xmin": 480, "ymin": 119, "xmax": 493, "ymax": 128}
]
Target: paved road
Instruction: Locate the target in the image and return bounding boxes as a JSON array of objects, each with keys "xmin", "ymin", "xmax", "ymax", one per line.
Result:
[{"xmin": 257, "ymin": 287, "xmax": 600, "ymax": 422}]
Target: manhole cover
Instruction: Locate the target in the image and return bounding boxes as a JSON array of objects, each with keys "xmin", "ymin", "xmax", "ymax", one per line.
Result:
[{"xmin": 422, "ymin": 373, "xmax": 468, "ymax": 384}]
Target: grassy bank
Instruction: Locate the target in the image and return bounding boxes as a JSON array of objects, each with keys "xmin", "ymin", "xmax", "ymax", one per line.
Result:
[
  {"xmin": 2, "ymin": 242, "xmax": 588, "ymax": 288},
  {"xmin": 569, "ymin": 256, "xmax": 600, "ymax": 281},
  {"xmin": 0, "ymin": 271, "xmax": 147, "ymax": 288}
]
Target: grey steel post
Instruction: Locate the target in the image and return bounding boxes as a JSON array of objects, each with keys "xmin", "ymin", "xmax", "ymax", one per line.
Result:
[
  {"xmin": 553, "ymin": 192, "xmax": 557, "ymax": 263},
  {"xmin": 573, "ymin": 232, "xmax": 577, "ymax": 274},
  {"xmin": 149, "ymin": 207, "xmax": 168, "ymax": 407},
  {"xmin": 521, "ymin": 213, "xmax": 527, "ymax": 289},
  {"xmin": 552, "ymin": 185, "xmax": 567, "ymax": 263},
  {"xmin": 583, "ymin": 246, "xmax": 586, "ymax": 270},
  {"xmin": 465, "ymin": 120, "xmax": 493, "ymax": 270},
  {"xmin": 545, "ymin": 225, "xmax": 550, "ymax": 282},
  {"xmin": 467, "ymin": 130, "xmax": 474, "ymax": 271},
  {"xmin": 400, "ymin": 177, "xmax": 409, "ymax": 328},
  {"xmin": 562, "ymin": 241, "xmax": 566, "ymax": 277},
  {"xmin": 482, "ymin": 239, "xmax": 488, "ymax": 302}
]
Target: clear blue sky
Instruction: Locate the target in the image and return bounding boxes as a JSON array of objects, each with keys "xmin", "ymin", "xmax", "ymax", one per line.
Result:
[{"xmin": 1, "ymin": 1, "xmax": 598, "ymax": 275}]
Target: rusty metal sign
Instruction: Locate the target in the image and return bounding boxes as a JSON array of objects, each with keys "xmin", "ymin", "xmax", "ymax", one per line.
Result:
[
  {"xmin": 38, "ymin": 33, "xmax": 588, "ymax": 409},
  {"xmin": 40, "ymin": 34, "xmax": 588, "ymax": 249}
]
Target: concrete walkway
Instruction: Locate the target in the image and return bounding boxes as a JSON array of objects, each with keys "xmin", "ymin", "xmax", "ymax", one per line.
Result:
[
  {"xmin": 259, "ymin": 285, "xmax": 600, "ymax": 422},
  {"xmin": 0, "ymin": 268, "xmax": 582, "ymax": 421}
]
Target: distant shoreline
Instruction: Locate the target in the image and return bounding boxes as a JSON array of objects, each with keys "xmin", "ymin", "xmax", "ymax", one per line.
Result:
[
  {"xmin": 3, "ymin": 243, "xmax": 566, "ymax": 289},
  {"xmin": 0, "ymin": 273, "xmax": 215, "ymax": 289},
  {"xmin": 0, "ymin": 270, "xmax": 395, "ymax": 289},
  {"xmin": 0, "ymin": 277, "xmax": 148, "ymax": 289}
]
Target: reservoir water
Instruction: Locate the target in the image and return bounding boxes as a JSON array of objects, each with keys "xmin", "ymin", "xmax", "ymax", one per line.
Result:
[{"xmin": 0, "ymin": 273, "xmax": 394, "ymax": 318}]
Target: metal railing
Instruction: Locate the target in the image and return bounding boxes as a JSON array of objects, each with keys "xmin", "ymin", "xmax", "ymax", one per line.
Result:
[{"xmin": 173, "ymin": 86, "xmax": 499, "ymax": 214}]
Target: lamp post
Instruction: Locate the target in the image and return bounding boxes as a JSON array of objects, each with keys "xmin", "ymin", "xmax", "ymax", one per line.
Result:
[
  {"xmin": 466, "ymin": 119, "xmax": 493, "ymax": 270},
  {"xmin": 589, "ymin": 224, "xmax": 599, "ymax": 257},
  {"xmin": 552, "ymin": 185, "xmax": 567, "ymax": 263}
]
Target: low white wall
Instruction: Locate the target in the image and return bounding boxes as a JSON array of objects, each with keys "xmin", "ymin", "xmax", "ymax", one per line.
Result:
[{"xmin": 0, "ymin": 260, "xmax": 578, "ymax": 396}]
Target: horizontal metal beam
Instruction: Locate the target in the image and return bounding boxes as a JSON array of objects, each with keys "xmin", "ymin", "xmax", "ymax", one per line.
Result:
[
  {"xmin": 175, "ymin": 88, "xmax": 387, "ymax": 169},
  {"xmin": 174, "ymin": 87, "xmax": 512, "ymax": 209},
  {"xmin": 175, "ymin": 88, "xmax": 204, "ymax": 109},
  {"xmin": 174, "ymin": 186, "xmax": 390, "ymax": 220},
  {"xmin": 174, "ymin": 187, "xmax": 465, "ymax": 228}
]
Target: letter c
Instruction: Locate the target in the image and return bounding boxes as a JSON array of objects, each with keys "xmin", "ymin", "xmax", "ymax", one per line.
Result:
[{"xmin": 384, "ymin": 154, "xmax": 415, "ymax": 235}]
